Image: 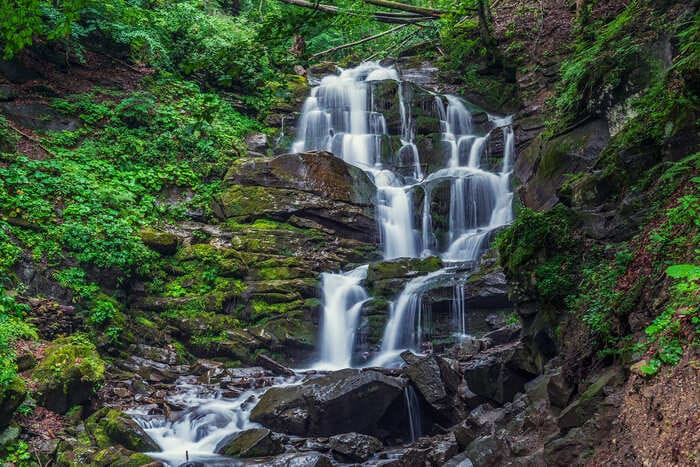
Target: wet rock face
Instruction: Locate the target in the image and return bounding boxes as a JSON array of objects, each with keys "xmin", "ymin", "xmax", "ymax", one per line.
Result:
[
  {"xmin": 259, "ymin": 452, "xmax": 333, "ymax": 467},
  {"xmin": 514, "ymin": 118, "xmax": 610, "ymax": 211},
  {"xmin": 215, "ymin": 428, "xmax": 285, "ymax": 458},
  {"xmin": 219, "ymin": 151, "xmax": 377, "ymax": 242},
  {"xmin": 329, "ymin": 432, "xmax": 383, "ymax": 462},
  {"xmin": 250, "ymin": 368, "xmax": 406, "ymax": 437},
  {"xmin": 401, "ymin": 352, "xmax": 465, "ymax": 425}
]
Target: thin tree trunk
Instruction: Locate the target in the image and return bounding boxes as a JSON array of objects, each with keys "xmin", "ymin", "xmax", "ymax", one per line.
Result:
[
  {"xmin": 275, "ymin": 0, "xmax": 438, "ymax": 23},
  {"xmin": 311, "ymin": 23, "xmax": 410, "ymax": 58},
  {"xmin": 361, "ymin": 0, "xmax": 463, "ymax": 17}
]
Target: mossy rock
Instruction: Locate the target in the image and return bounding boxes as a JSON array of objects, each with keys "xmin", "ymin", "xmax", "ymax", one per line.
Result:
[
  {"xmin": 215, "ymin": 428, "xmax": 284, "ymax": 458},
  {"xmin": 366, "ymin": 256, "xmax": 442, "ymax": 282},
  {"xmin": 140, "ymin": 228, "xmax": 179, "ymax": 255},
  {"xmin": 0, "ymin": 376, "xmax": 26, "ymax": 428},
  {"xmin": 85, "ymin": 408, "xmax": 159, "ymax": 452},
  {"xmin": 92, "ymin": 445, "xmax": 154, "ymax": 466},
  {"xmin": 33, "ymin": 335, "xmax": 105, "ymax": 414}
]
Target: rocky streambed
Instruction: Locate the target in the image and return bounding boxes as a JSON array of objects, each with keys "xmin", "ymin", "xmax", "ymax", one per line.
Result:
[{"xmin": 56, "ymin": 308, "xmax": 627, "ymax": 467}]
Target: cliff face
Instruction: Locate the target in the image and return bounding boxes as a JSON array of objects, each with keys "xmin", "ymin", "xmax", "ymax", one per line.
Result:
[{"xmin": 467, "ymin": 0, "xmax": 700, "ymax": 464}]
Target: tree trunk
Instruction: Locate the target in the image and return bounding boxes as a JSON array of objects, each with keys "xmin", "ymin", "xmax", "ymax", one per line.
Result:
[{"xmin": 275, "ymin": 0, "xmax": 439, "ymax": 23}]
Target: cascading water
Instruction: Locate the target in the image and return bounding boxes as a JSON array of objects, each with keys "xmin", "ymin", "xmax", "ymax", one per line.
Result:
[
  {"xmin": 295, "ymin": 61, "xmax": 516, "ymax": 367},
  {"xmin": 128, "ymin": 62, "xmax": 516, "ymax": 465},
  {"xmin": 130, "ymin": 375, "xmax": 293, "ymax": 466},
  {"xmin": 316, "ymin": 265, "xmax": 368, "ymax": 370}
]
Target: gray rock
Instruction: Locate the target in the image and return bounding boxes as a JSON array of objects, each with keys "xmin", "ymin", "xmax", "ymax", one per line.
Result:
[
  {"xmin": 258, "ymin": 452, "xmax": 332, "ymax": 467},
  {"xmin": 215, "ymin": 428, "xmax": 284, "ymax": 458},
  {"xmin": 0, "ymin": 85, "xmax": 16, "ymax": 101},
  {"xmin": 482, "ymin": 324, "xmax": 521, "ymax": 346},
  {"xmin": 250, "ymin": 368, "xmax": 405, "ymax": 436},
  {"xmin": 464, "ymin": 435, "xmax": 510, "ymax": 467},
  {"xmin": 444, "ymin": 451, "xmax": 474, "ymax": 467},
  {"xmin": 426, "ymin": 432, "xmax": 458, "ymax": 466},
  {"xmin": 401, "ymin": 352, "xmax": 463, "ymax": 423},
  {"xmin": 462, "ymin": 342, "xmax": 536, "ymax": 404},
  {"xmin": 0, "ymin": 102, "xmax": 80, "ymax": 132},
  {"xmin": 246, "ymin": 132, "xmax": 269, "ymax": 152},
  {"xmin": 329, "ymin": 432, "xmax": 382, "ymax": 462},
  {"xmin": 368, "ymin": 447, "xmax": 428, "ymax": 466},
  {"xmin": 558, "ymin": 367, "xmax": 624, "ymax": 430}
]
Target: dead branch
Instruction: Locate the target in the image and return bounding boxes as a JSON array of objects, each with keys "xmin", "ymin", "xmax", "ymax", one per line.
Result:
[{"xmin": 311, "ymin": 23, "xmax": 410, "ymax": 58}]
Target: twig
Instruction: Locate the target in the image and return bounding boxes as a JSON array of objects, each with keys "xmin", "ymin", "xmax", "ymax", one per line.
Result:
[{"xmin": 6, "ymin": 122, "xmax": 58, "ymax": 157}]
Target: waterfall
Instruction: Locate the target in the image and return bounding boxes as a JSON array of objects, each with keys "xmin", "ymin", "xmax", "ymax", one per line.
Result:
[
  {"xmin": 453, "ymin": 281, "xmax": 467, "ymax": 338},
  {"xmin": 404, "ymin": 385, "xmax": 423, "ymax": 442},
  {"xmin": 293, "ymin": 62, "xmax": 515, "ymax": 368},
  {"xmin": 316, "ymin": 265, "xmax": 369, "ymax": 370}
]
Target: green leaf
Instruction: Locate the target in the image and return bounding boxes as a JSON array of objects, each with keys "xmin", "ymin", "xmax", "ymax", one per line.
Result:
[{"xmin": 665, "ymin": 264, "xmax": 700, "ymax": 281}]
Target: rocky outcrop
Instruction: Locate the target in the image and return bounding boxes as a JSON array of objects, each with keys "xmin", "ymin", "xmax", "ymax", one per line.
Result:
[
  {"xmin": 215, "ymin": 428, "xmax": 285, "ymax": 458},
  {"xmin": 218, "ymin": 151, "xmax": 377, "ymax": 243},
  {"xmin": 401, "ymin": 352, "xmax": 464, "ymax": 424},
  {"xmin": 515, "ymin": 119, "xmax": 610, "ymax": 211},
  {"xmin": 0, "ymin": 377, "xmax": 26, "ymax": 429},
  {"xmin": 250, "ymin": 369, "xmax": 406, "ymax": 437}
]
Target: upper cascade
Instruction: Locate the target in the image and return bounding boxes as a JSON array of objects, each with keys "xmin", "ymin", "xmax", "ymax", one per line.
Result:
[{"xmin": 293, "ymin": 61, "xmax": 516, "ymax": 368}]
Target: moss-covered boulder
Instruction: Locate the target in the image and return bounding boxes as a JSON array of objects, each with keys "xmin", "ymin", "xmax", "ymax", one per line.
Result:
[
  {"xmin": 367, "ymin": 256, "xmax": 442, "ymax": 282},
  {"xmin": 215, "ymin": 428, "xmax": 284, "ymax": 458},
  {"xmin": 33, "ymin": 335, "xmax": 106, "ymax": 414},
  {"xmin": 85, "ymin": 408, "xmax": 159, "ymax": 452},
  {"xmin": 93, "ymin": 446, "xmax": 153, "ymax": 467},
  {"xmin": 140, "ymin": 228, "xmax": 179, "ymax": 255},
  {"xmin": 0, "ymin": 376, "xmax": 26, "ymax": 428}
]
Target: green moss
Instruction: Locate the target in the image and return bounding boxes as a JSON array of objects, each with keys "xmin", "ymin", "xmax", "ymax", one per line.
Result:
[
  {"xmin": 85, "ymin": 408, "xmax": 159, "ymax": 452},
  {"xmin": 140, "ymin": 228, "xmax": 179, "ymax": 255},
  {"xmin": 33, "ymin": 335, "xmax": 105, "ymax": 389}
]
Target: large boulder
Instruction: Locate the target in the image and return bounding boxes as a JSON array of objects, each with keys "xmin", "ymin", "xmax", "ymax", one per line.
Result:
[
  {"xmin": 226, "ymin": 151, "xmax": 376, "ymax": 206},
  {"xmin": 401, "ymin": 352, "xmax": 463, "ymax": 424},
  {"xmin": 85, "ymin": 408, "xmax": 159, "ymax": 452},
  {"xmin": 557, "ymin": 367, "xmax": 624, "ymax": 430},
  {"xmin": 33, "ymin": 335, "xmax": 106, "ymax": 413},
  {"xmin": 250, "ymin": 369, "xmax": 405, "ymax": 436},
  {"xmin": 329, "ymin": 432, "xmax": 382, "ymax": 462},
  {"xmin": 461, "ymin": 342, "xmax": 537, "ymax": 405},
  {"xmin": 215, "ymin": 428, "xmax": 284, "ymax": 458}
]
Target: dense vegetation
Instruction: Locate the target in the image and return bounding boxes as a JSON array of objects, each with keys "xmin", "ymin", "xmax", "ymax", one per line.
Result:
[{"xmin": 0, "ymin": 0, "xmax": 697, "ymax": 464}]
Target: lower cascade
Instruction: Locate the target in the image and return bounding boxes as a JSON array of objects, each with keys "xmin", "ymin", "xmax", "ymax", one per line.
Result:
[{"xmin": 132, "ymin": 61, "xmax": 516, "ymax": 465}]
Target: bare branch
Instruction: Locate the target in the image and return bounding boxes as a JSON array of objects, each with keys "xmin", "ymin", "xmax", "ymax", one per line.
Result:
[{"xmin": 311, "ymin": 23, "xmax": 410, "ymax": 58}]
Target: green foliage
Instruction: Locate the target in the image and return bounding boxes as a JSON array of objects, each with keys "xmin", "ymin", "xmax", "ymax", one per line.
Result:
[
  {"xmin": 569, "ymin": 245, "xmax": 634, "ymax": 349},
  {"xmin": 640, "ymin": 263, "xmax": 699, "ymax": 376},
  {"xmin": 0, "ymin": 440, "xmax": 32, "ymax": 466},
  {"xmin": 0, "ymin": 80, "xmax": 257, "ymax": 282},
  {"xmin": 89, "ymin": 298, "xmax": 117, "ymax": 326},
  {"xmin": 0, "ymin": 0, "xmax": 85, "ymax": 59},
  {"xmin": 496, "ymin": 206, "xmax": 575, "ymax": 277}
]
